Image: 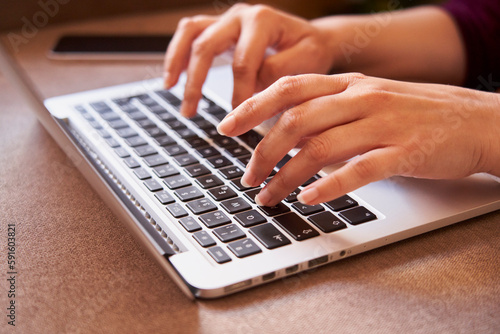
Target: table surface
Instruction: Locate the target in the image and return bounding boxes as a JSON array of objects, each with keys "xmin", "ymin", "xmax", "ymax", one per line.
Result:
[{"xmin": 1, "ymin": 7, "xmax": 499, "ymax": 334}]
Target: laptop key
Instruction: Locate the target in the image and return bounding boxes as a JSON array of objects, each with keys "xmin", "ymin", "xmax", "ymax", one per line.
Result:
[
  {"xmin": 325, "ymin": 195, "xmax": 358, "ymax": 212},
  {"xmin": 207, "ymin": 156, "xmax": 231, "ymax": 169},
  {"xmin": 133, "ymin": 167, "xmax": 151, "ymax": 180},
  {"xmin": 178, "ymin": 217, "xmax": 202, "ymax": 232},
  {"xmin": 199, "ymin": 210, "xmax": 231, "ymax": 228},
  {"xmin": 186, "ymin": 198, "xmax": 217, "ymax": 215},
  {"xmin": 175, "ymin": 128, "xmax": 198, "ymax": 139},
  {"xmin": 165, "ymin": 203, "xmax": 188, "ymax": 218},
  {"xmin": 291, "ymin": 203, "xmax": 324, "ymax": 216},
  {"xmin": 154, "ymin": 190, "xmax": 175, "ymax": 205},
  {"xmin": 195, "ymin": 146, "xmax": 220, "ymax": 158},
  {"xmin": 273, "ymin": 212, "xmax": 320, "ymax": 241},
  {"xmin": 127, "ymin": 110, "xmax": 147, "ymax": 121},
  {"xmin": 123, "ymin": 157, "xmax": 140, "ymax": 168},
  {"xmin": 173, "ymin": 154, "xmax": 199, "ymax": 167},
  {"xmin": 163, "ymin": 175, "xmax": 191, "ymax": 189},
  {"xmin": 107, "ymin": 119, "xmax": 128, "ymax": 129},
  {"xmin": 285, "ymin": 189, "xmax": 300, "ymax": 203},
  {"xmin": 114, "ymin": 147, "xmax": 130, "ymax": 158},
  {"xmin": 339, "ymin": 206, "xmax": 376, "ymax": 225},
  {"xmin": 212, "ymin": 135, "xmax": 238, "ymax": 148},
  {"xmin": 302, "ymin": 175, "xmax": 321, "ymax": 187},
  {"xmin": 208, "ymin": 186, "xmax": 237, "ymax": 202},
  {"xmin": 227, "ymin": 238, "xmax": 262, "ymax": 258},
  {"xmin": 184, "ymin": 164, "xmax": 211, "ymax": 177},
  {"xmin": 308, "ymin": 212, "xmax": 347, "ymax": 233},
  {"xmin": 163, "ymin": 144, "xmax": 187, "ymax": 156},
  {"xmin": 116, "ymin": 127, "xmax": 138, "ymax": 138},
  {"xmin": 144, "ymin": 179, "xmax": 163, "ymax": 192},
  {"xmin": 154, "ymin": 135, "xmax": 177, "ymax": 147},
  {"xmin": 234, "ymin": 209, "xmax": 267, "ymax": 227},
  {"xmin": 243, "ymin": 188, "xmax": 261, "ymax": 204},
  {"xmin": 135, "ymin": 118, "xmax": 156, "ymax": 129},
  {"xmin": 213, "ymin": 224, "xmax": 246, "ymax": 243},
  {"xmin": 225, "ymin": 146, "xmax": 250, "ymax": 157},
  {"xmin": 230, "ymin": 178, "xmax": 256, "ymax": 191},
  {"xmin": 258, "ymin": 203, "xmax": 291, "ymax": 217},
  {"xmin": 249, "ymin": 223, "xmax": 291, "ymax": 249},
  {"xmin": 196, "ymin": 174, "xmax": 224, "ymax": 189},
  {"xmin": 218, "ymin": 165, "xmax": 244, "ymax": 179},
  {"xmin": 124, "ymin": 136, "xmax": 147, "ymax": 147},
  {"xmin": 143, "ymin": 154, "xmax": 168, "ymax": 167},
  {"xmin": 207, "ymin": 246, "xmax": 232, "ymax": 264},
  {"xmin": 220, "ymin": 198, "xmax": 252, "ymax": 214},
  {"xmin": 193, "ymin": 231, "xmax": 216, "ymax": 248},
  {"xmin": 174, "ymin": 186, "xmax": 204, "ymax": 202},
  {"xmin": 133, "ymin": 145, "xmax": 157, "ymax": 157},
  {"xmin": 144, "ymin": 127, "xmax": 166, "ymax": 138},
  {"xmin": 106, "ymin": 138, "xmax": 120, "ymax": 148},
  {"xmin": 185, "ymin": 137, "xmax": 208, "ymax": 148},
  {"xmin": 153, "ymin": 164, "xmax": 179, "ymax": 178},
  {"xmin": 237, "ymin": 130, "xmax": 263, "ymax": 149}
]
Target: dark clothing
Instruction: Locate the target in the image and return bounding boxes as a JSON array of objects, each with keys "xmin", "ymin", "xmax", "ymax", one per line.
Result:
[{"xmin": 443, "ymin": 0, "xmax": 500, "ymax": 91}]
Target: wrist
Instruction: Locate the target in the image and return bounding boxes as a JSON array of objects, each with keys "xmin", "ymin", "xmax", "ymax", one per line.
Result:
[{"xmin": 311, "ymin": 16, "xmax": 355, "ymax": 74}]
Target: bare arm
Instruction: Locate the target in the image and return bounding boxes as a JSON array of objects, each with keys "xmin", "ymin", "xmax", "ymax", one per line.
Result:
[{"xmin": 313, "ymin": 6, "xmax": 467, "ymax": 85}]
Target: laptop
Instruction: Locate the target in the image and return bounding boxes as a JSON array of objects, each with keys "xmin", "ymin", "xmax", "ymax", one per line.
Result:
[{"xmin": 1, "ymin": 38, "xmax": 499, "ymax": 299}]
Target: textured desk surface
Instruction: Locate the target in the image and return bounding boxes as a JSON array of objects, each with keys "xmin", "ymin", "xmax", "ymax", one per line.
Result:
[{"xmin": 1, "ymin": 7, "xmax": 499, "ymax": 334}]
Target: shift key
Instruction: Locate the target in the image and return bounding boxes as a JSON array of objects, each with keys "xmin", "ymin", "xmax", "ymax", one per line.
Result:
[{"xmin": 273, "ymin": 212, "xmax": 319, "ymax": 241}]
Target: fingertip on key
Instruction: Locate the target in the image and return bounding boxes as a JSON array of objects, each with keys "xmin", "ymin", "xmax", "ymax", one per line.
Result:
[{"xmin": 217, "ymin": 114, "xmax": 235, "ymax": 136}]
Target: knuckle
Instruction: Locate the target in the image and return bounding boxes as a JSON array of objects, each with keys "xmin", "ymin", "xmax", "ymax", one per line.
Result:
[
  {"xmin": 249, "ymin": 4, "xmax": 274, "ymax": 20},
  {"xmin": 326, "ymin": 175, "xmax": 348, "ymax": 196},
  {"xmin": 177, "ymin": 17, "xmax": 197, "ymax": 31},
  {"xmin": 346, "ymin": 72, "xmax": 367, "ymax": 81},
  {"xmin": 360, "ymin": 87, "xmax": 393, "ymax": 106},
  {"xmin": 228, "ymin": 2, "xmax": 249, "ymax": 13},
  {"xmin": 274, "ymin": 76, "xmax": 303, "ymax": 99},
  {"xmin": 191, "ymin": 38, "xmax": 212, "ymax": 57},
  {"xmin": 240, "ymin": 96, "xmax": 260, "ymax": 118},
  {"xmin": 350, "ymin": 156, "xmax": 378, "ymax": 181},
  {"xmin": 232, "ymin": 58, "xmax": 253, "ymax": 79},
  {"xmin": 279, "ymin": 107, "xmax": 306, "ymax": 134},
  {"xmin": 304, "ymin": 136, "xmax": 332, "ymax": 164}
]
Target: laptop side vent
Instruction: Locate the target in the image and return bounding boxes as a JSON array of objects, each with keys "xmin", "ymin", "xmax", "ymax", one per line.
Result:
[{"xmin": 70, "ymin": 129, "xmax": 182, "ymax": 254}]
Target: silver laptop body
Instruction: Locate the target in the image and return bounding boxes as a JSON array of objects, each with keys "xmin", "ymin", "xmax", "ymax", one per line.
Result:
[{"xmin": 2, "ymin": 41, "xmax": 499, "ymax": 299}]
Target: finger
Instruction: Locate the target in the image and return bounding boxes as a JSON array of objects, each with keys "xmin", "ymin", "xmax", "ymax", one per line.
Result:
[
  {"xmin": 254, "ymin": 120, "xmax": 383, "ymax": 206},
  {"xmin": 257, "ymin": 37, "xmax": 331, "ymax": 90},
  {"xmin": 241, "ymin": 93, "xmax": 357, "ymax": 188},
  {"xmin": 217, "ymin": 73, "xmax": 362, "ymax": 136},
  {"xmin": 180, "ymin": 17, "xmax": 241, "ymax": 117},
  {"xmin": 231, "ymin": 20, "xmax": 276, "ymax": 109},
  {"xmin": 163, "ymin": 15, "xmax": 217, "ymax": 88},
  {"xmin": 297, "ymin": 147, "xmax": 402, "ymax": 205}
]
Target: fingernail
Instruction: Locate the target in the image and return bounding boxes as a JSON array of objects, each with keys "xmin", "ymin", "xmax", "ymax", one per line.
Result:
[
  {"xmin": 163, "ymin": 72, "xmax": 171, "ymax": 88},
  {"xmin": 217, "ymin": 114, "xmax": 235, "ymax": 136},
  {"xmin": 241, "ymin": 171, "xmax": 256, "ymax": 188},
  {"xmin": 297, "ymin": 187, "xmax": 319, "ymax": 205},
  {"xmin": 255, "ymin": 189, "xmax": 272, "ymax": 207},
  {"xmin": 180, "ymin": 100, "xmax": 194, "ymax": 118}
]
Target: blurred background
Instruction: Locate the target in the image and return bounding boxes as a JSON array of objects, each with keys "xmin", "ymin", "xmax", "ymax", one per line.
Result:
[{"xmin": 1, "ymin": 0, "xmax": 443, "ymax": 32}]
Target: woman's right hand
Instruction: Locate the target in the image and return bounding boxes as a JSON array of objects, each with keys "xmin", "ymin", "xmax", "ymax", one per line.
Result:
[{"xmin": 163, "ymin": 3, "xmax": 336, "ymax": 117}]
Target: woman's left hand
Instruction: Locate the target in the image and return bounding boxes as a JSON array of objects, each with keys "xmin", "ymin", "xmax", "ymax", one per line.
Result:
[{"xmin": 217, "ymin": 73, "xmax": 500, "ymax": 206}]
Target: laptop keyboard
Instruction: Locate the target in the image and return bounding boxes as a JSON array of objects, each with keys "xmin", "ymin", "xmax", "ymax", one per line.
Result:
[{"xmin": 75, "ymin": 89, "xmax": 377, "ymax": 264}]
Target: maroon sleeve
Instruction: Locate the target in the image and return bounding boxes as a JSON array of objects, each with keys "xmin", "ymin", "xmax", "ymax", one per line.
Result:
[{"xmin": 442, "ymin": 0, "xmax": 500, "ymax": 91}]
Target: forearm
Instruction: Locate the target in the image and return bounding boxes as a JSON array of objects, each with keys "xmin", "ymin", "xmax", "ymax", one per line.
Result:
[{"xmin": 313, "ymin": 6, "xmax": 466, "ymax": 85}]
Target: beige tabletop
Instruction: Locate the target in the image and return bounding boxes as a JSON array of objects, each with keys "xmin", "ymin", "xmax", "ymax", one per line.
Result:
[{"xmin": 1, "ymin": 7, "xmax": 499, "ymax": 334}]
